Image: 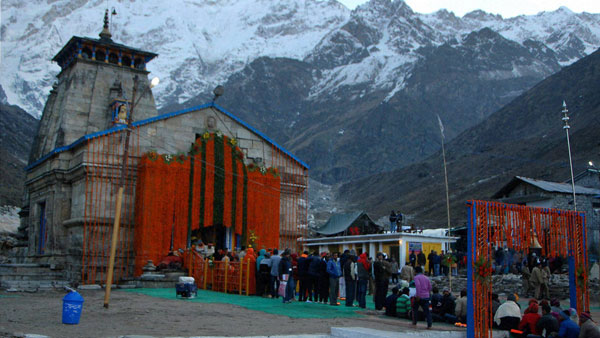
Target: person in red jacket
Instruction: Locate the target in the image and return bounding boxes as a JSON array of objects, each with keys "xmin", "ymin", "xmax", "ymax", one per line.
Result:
[{"xmin": 518, "ymin": 302, "xmax": 541, "ymax": 336}]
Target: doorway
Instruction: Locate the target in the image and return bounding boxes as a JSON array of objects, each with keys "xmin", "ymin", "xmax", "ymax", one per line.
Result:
[{"xmin": 37, "ymin": 202, "xmax": 46, "ymax": 254}]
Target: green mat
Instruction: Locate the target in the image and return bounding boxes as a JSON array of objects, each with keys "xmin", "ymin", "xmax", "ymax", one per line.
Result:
[{"xmin": 124, "ymin": 288, "xmax": 373, "ymax": 318}]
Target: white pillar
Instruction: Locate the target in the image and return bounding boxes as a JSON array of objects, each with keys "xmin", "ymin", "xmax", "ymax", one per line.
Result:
[
  {"xmin": 351, "ymin": 243, "xmax": 356, "ymax": 252},
  {"xmin": 399, "ymin": 239, "xmax": 406, "ymax": 269},
  {"xmin": 319, "ymin": 245, "xmax": 327, "ymax": 253},
  {"xmin": 378, "ymin": 242, "xmax": 383, "ymax": 254},
  {"xmin": 342, "ymin": 243, "xmax": 349, "ymax": 251},
  {"xmin": 369, "ymin": 242, "xmax": 376, "ymax": 258}
]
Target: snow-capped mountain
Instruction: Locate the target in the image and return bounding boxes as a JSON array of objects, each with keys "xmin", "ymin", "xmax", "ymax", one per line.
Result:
[
  {"xmin": 1, "ymin": 0, "xmax": 350, "ymax": 115},
  {"xmin": 2, "ymin": 0, "xmax": 599, "ymax": 118},
  {"xmin": 423, "ymin": 6, "xmax": 600, "ymax": 64},
  {"xmin": 2, "ymin": 0, "xmax": 600, "ymax": 186}
]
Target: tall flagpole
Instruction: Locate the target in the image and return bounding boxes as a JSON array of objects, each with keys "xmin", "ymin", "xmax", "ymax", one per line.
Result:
[
  {"xmin": 437, "ymin": 115, "xmax": 451, "ymax": 231},
  {"xmin": 438, "ymin": 115, "xmax": 452, "ymax": 291},
  {"xmin": 562, "ymin": 101, "xmax": 577, "ymax": 212}
]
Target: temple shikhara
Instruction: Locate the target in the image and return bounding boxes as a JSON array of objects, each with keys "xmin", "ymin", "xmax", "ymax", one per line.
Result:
[{"xmin": 19, "ymin": 12, "xmax": 308, "ymax": 284}]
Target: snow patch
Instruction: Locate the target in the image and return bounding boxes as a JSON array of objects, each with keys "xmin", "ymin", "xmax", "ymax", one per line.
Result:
[{"xmin": 0, "ymin": 206, "xmax": 20, "ymax": 235}]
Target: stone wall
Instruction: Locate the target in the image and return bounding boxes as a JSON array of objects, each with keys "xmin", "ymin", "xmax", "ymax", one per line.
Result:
[
  {"xmin": 552, "ymin": 194, "xmax": 599, "ymax": 249},
  {"xmin": 424, "ymin": 272, "xmax": 600, "ymax": 301}
]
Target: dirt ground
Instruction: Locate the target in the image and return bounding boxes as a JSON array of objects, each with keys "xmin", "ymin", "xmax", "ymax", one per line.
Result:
[{"xmin": 0, "ymin": 289, "xmax": 433, "ymax": 338}]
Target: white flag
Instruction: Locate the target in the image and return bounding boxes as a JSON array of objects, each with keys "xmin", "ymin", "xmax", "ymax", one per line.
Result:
[{"xmin": 437, "ymin": 114, "xmax": 445, "ymax": 139}]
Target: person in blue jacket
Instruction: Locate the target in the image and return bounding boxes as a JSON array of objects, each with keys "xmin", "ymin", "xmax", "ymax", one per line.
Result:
[
  {"xmin": 327, "ymin": 252, "xmax": 342, "ymax": 305},
  {"xmin": 558, "ymin": 309, "xmax": 580, "ymax": 338}
]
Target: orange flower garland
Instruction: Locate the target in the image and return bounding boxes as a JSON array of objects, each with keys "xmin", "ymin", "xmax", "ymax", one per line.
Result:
[{"xmin": 133, "ymin": 132, "xmax": 281, "ymax": 275}]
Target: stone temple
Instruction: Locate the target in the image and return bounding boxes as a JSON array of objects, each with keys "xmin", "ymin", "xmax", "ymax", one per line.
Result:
[{"xmin": 16, "ymin": 12, "xmax": 309, "ymax": 284}]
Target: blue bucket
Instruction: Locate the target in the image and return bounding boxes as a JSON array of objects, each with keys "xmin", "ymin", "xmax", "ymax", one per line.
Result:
[{"xmin": 62, "ymin": 291, "xmax": 84, "ymax": 324}]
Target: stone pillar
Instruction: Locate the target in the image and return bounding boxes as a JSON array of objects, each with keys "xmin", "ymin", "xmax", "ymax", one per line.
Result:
[{"xmin": 378, "ymin": 242, "xmax": 383, "ymax": 254}]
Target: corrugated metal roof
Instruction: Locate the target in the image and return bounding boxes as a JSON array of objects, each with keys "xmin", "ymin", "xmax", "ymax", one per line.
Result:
[
  {"xmin": 315, "ymin": 211, "xmax": 378, "ymax": 236},
  {"xmin": 517, "ymin": 176, "xmax": 600, "ymax": 195}
]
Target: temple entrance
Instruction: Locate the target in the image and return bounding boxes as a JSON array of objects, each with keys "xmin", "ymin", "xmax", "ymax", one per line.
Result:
[
  {"xmin": 194, "ymin": 225, "xmax": 227, "ymax": 250},
  {"xmin": 466, "ymin": 200, "xmax": 589, "ymax": 338}
]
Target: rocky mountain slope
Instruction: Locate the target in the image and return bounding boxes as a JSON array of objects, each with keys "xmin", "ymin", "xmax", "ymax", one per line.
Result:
[
  {"xmin": 338, "ymin": 47, "xmax": 600, "ymax": 227},
  {"xmin": 0, "ymin": 86, "xmax": 38, "ymax": 206}
]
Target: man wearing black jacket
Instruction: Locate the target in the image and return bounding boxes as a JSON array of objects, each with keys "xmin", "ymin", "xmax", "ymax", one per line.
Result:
[
  {"xmin": 339, "ymin": 250, "xmax": 350, "ymax": 300},
  {"xmin": 374, "ymin": 253, "xmax": 391, "ymax": 310},
  {"xmin": 427, "ymin": 250, "xmax": 436, "ymax": 276},
  {"xmin": 344, "ymin": 251, "xmax": 357, "ymax": 306},
  {"xmin": 278, "ymin": 249, "xmax": 294, "ymax": 303},
  {"xmin": 297, "ymin": 251, "xmax": 309, "ymax": 302},
  {"xmin": 306, "ymin": 252, "xmax": 320, "ymax": 302}
]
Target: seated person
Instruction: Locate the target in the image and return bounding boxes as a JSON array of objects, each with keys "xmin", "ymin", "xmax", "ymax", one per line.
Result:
[
  {"xmin": 384, "ymin": 287, "xmax": 400, "ymax": 317},
  {"xmin": 518, "ymin": 302, "xmax": 541, "ymax": 337},
  {"xmin": 558, "ymin": 309, "xmax": 580, "ymax": 338},
  {"xmin": 536, "ymin": 303, "xmax": 559, "ymax": 338},
  {"xmin": 491, "ymin": 293, "xmax": 500, "ymax": 317},
  {"xmin": 578, "ymin": 311, "xmax": 600, "ymax": 338},
  {"xmin": 396, "ymin": 287, "xmax": 411, "ymax": 319},
  {"xmin": 440, "ymin": 288, "xmax": 456, "ymax": 323},
  {"xmin": 455, "ymin": 289, "xmax": 468, "ymax": 324},
  {"xmin": 430, "ymin": 286, "xmax": 444, "ymax": 321},
  {"xmin": 157, "ymin": 250, "xmax": 183, "ymax": 270},
  {"xmin": 494, "ymin": 294, "xmax": 522, "ymax": 331}
]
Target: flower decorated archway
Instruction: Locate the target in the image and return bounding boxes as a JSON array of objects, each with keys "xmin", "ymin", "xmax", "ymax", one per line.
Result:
[
  {"xmin": 134, "ymin": 132, "xmax": 281, "ymax": 275},
  {"xmin": 466, "ymin": 200, "xmax": 589, "ymax": 338}
]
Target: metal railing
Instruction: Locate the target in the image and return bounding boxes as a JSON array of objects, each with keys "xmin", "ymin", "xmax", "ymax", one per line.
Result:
[{"xmin": 186, "ymin": 250, "xmax": 255, "ymax": 295}]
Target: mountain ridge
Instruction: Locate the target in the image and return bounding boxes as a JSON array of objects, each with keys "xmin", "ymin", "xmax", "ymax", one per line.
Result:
[{"xmin": 338, "ymin": 47, "xmax": 600, "ymax": 226}]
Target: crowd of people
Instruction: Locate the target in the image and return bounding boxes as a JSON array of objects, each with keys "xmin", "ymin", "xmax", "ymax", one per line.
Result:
[
  {"xmin": 179, "ymin": 244, "xmax": 599, "ymax": 336},
  {"xmin": 492, "ymin": 295, "xmax": 599, "ymax": 337}
]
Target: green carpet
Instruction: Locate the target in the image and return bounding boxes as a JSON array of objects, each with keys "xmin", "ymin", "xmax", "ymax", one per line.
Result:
[{"xmin": 123, "ymin": 288, "xmax": 372, "ymax": 318}]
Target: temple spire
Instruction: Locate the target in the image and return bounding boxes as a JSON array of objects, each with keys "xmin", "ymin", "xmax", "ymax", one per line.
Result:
[{"xmin": 99, "ymin": 9, "xmax": 112, "ymax": 41}]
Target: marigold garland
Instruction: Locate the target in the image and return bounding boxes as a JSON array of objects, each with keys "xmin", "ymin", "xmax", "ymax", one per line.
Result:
[
  {"xmin": 147, "ymin": 149, "xmax": 158, "ymax": 161},
  {"xmin": 474, "ymin": 255, "xmax": 493, "ymax": 286},
  {"xmin": 175, "ymin": 152, "xmax": 187, "ymax": 163},
  {"xmin": 576, "ymin": 264, "xmax": 587, "ymax": 289},
  {"xmin": 134, "ymin": 132, "xmax": 281, "ymax": 275}
]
